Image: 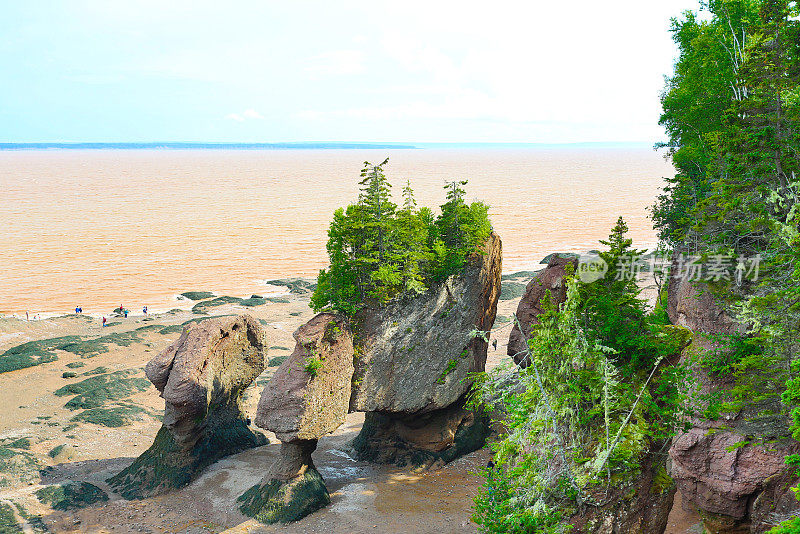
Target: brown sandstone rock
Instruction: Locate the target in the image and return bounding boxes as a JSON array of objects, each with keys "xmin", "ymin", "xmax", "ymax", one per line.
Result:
[
  {"xmin": 108, "ymin": 315, "xmax": 268, "ymax": 499},
  {"xmin": 255, "ymin": 313, "xmax": 354, "ymax": 442},
  {"xmin": 350, "ymin": 232, "xmax": 502, "ymax": 415},
  {"xmin": 666, "ymin": 258, "xmax": 744, "ymax": 335},
  {"xmin": 507, "ymin": 253, "xmax": 577, "ymax": 366}
]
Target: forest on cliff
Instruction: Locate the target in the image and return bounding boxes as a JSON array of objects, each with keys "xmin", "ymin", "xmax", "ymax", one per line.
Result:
[{"xmin": 469, "ymin": 0, "xmax": 800, "ymax": 532}]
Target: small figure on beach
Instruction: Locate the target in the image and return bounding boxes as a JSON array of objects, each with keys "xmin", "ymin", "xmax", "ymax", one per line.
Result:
[
  {"xmin": 79, "ymin": 306, "xmax": 82, "ymax": 313},
  {"xmin": 143, "ymin": 305, "xmax": 148, "ymax": 315},
  {"xmin": 25, "ymin": 311, "xmax": 29, "ymax": 321},
  {"xmin": 119, "ymin": 304, "xmax": 124, "ymax": 314},
  {"xmin": 124, "ymin": 310, "xmax": 128, "ymax": 318},
  {"xmin": 102, "ymin": 317, "xmax": 107, "ymax": 327}
]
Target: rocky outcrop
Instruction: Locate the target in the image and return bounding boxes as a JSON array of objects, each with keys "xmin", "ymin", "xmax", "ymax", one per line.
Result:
[
  {"xmin": 349, "ymin": 232, "xmax": 501, "ymax": 463},
  {"xmin": 350, "ymin": 232, "xmax": 501, "ymax": 415},
  {"xmin": 508, "ymin": 254, "xmax": 577, "ymax": 366},
  {"xmin": 237, "ymin": 440, "xmax": 330, "ymax": 524},
  {"xmin": 242, "ymin": 234, "xmax": 502, "ymax": 524},
  {"xmin": 240, "ymin": 314, "xmax": 352, "ymax": 524},
  {"xmin": 666, "ymin": 262, "xmax": 799, "ymax": 533},
  {"xmin": 108, "ymin": 315, "xmax": 268, "ymax": 499},
  {"xmin": 667, "ymin": 268, "xmax": 744, "ymax": 335},
  {"xmin": 255, "ymin": 314, "xmax": 354, "ymax": 441}
]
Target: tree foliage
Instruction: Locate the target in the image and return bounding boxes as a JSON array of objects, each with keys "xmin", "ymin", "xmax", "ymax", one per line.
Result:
[
  {"xmin": 650, "ymin": 2, "xmax": 800, "ymax": 530},
  {"xmin": 310, "ymin": 159, "xmax": 492, "ymax": 315},
  {"xmin": 470, "ymin": 221, "xmax": 690, "ymax": 533}
]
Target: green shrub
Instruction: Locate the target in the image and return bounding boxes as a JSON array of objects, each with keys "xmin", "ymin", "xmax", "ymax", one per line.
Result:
[{"xmin": 304, "ymin": 357, "xmax": 323, "ymax": 377}]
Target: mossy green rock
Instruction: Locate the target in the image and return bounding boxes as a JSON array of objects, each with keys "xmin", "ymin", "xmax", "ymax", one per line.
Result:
[
  {"xmin": 108, "ymin": 421, "xmax": 266, "ymax": 499},
  {"xmin": 108, "ymin": 315, "xmax": 269, "ymax": 499},
  {"xmin": 180, "ymin": 291, "xmax": 215, "ymax": 301},
  {"xmin": 238, "ymin": 467, "xmax": 330, "ymax": 524},
  {"xmin": 36, "ymin": 481, "xmax": 109, "ymax": 511}
]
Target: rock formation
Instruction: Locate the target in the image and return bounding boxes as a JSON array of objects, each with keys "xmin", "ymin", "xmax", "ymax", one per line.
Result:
[
  {"xmin": 108, "ymin": 315, "xmax": 268, "ymax": 499},
  {"xmin": 242, "ymin": 233, "xmax": 502, "ymax": 524},
  {"xmin": 507, "ymin": 253, "xmax": 577, "ymax": 366},
  {"xmin": 349, "ymin": 232, "xmax": 501, "ymax": 466},
  {"xmin": 667, "ymin": 263, "xmax": 799, "ymax": 533},
  {"xmin": 239, "ymin": 314, "xmax": 353, "ymax": 523}
]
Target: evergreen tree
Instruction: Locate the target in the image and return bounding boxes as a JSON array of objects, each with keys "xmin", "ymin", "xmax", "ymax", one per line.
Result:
[{"xmin": 311, "ymin": 162, "xmax": 492, "ymax": 315}]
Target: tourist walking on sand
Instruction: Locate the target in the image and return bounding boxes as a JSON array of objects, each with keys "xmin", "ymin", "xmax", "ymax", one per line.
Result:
[
  {"xmin": 102, "ymin": 317, "xmax": 107, "ymax": 327},
  {"xmin": 25, "ymin": 311, "xmax": 28, "ymax": 321},
  {"xmin": 143, "ymin": 305, "xmax": 147, "ymax": 315},
  {"xmin": 124, "ymin": 309, "xmax": 128, "ymax": 318}
]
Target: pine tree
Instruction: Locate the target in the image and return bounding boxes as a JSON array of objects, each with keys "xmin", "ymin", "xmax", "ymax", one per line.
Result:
[{"xmin": 358, "ymin": 158, "xmax": 395, "ymax": 264}]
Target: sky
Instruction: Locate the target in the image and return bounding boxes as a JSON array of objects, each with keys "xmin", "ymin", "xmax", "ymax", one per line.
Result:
[{"xmin": 0, "ymin": 0, "xmax": 703, "ymax": 144}]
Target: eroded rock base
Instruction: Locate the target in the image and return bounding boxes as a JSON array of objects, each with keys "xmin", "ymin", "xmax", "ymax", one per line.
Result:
[
  {"xmin": 238, "ymin": 467, "xmax": 330, "ymax": 525},
  {"xmin": 107, "ymin": 418, "xmax": 267, "ymax": 499},
  {"xmin": 352, "ymin": 402, "xmax": 490, "ymax": 468},
  {"xmin": 238, "ymin": 440, "xmax": 330, "ymax": 524}
]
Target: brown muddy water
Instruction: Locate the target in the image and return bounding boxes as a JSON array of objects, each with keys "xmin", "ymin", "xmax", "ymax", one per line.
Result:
[{"xmin": 0, "ymin": 148, "xmax": 672, "ymax": 316}]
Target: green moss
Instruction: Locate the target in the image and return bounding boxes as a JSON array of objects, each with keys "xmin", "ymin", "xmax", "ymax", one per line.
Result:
[
  {"xmin": 268, "ymin": 356, "xmax": 288, "ymax": 367},
  {"xmin": 71, "ymin": 404, "xmax": 147, "ymax": 427},
  {"xmin": 82, "ymin": 366, "xmax": 109, "ymax": 375},
  {"xmin": 180, "ymin": 291, "xmax": 215, "ymax": 301},
  {"xmin": 437, "ymin": 359, "xmax": 459, "ymax": 384},
  {"xmin": 269, "ymin": 345, "xmax": 290, "ymax": 351},
  {"xmin": 190, "ymin": 296, "xmax": 268, "ymax": 314},
  {"xmin": 0, "ymin": 502, "xmax": 22, "ymax": 533},
  {"xmin": 500, "ymin": 282, "xmax": 526, "ymax": 301},
  {"xmin": 265, "ymin": 278, "xmax": 317, "ymax": 295},
  {"xmin": 35, "ymin": 481, "xmax": 108, "ymax": 511},
  {"xmin": 0, "ymin": 445, "xmax": 40, "ymax": 485},
  {"xmin": 61, "ymin": 423, "xmax": 78, "ymax": 433},
  {"xmin": 501, "ymin": 270, "xmax": 539, "ymax": 281},
  {"xmin": 0, "ymin": 335, "xmax": 83, "ymax": 373},
  {"xmin": 62, "ymin": 372, "xmax": 77, "ymax": 378},
  {"xmin": 289, "ymin": 311, "xmax": 302, "ymax": 316},
  {"xmin": 54, "ymin": 370, "xmax": 150, "ymax": 410},
  {"xmin": 237, "ymin": 468, "xmax": 330, "ymax": 524},
  {"xmin": 5, "ymin": 438, "xmax": 30, "ymax": 450},
  {"xmin": 192, "ymin": 296, "xmax": 243, "ymax": 314},
  {"xmin": 48, "ymin": 444, "xmax": 65, "ymax": 458},
  {"xmin": 651, "ymin": 464, "xmax": 674, "ymax": 494},
  {"xmin": 304, "ymin": 357, "xmax": 323, "ymax": 377},
  {"xmin": 108, "ymin": 419, "xmax": 267, "ymax": 499},
  {"xmin": 240, "ymin": 297, "xmax": 268, "ymax": 307},
  {"xmin": 65, "ymin": 362, "xmax": 85, "ymax": 369}
]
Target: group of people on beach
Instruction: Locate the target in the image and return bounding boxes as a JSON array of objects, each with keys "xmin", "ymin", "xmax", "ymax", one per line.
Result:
[
  {"xmin": 100, "ymin": 304, "xmax": 148, "ymax": 327},
  {"xmin": 23, "ymin": 304, "xmax": 150, "ymax": 325}
]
